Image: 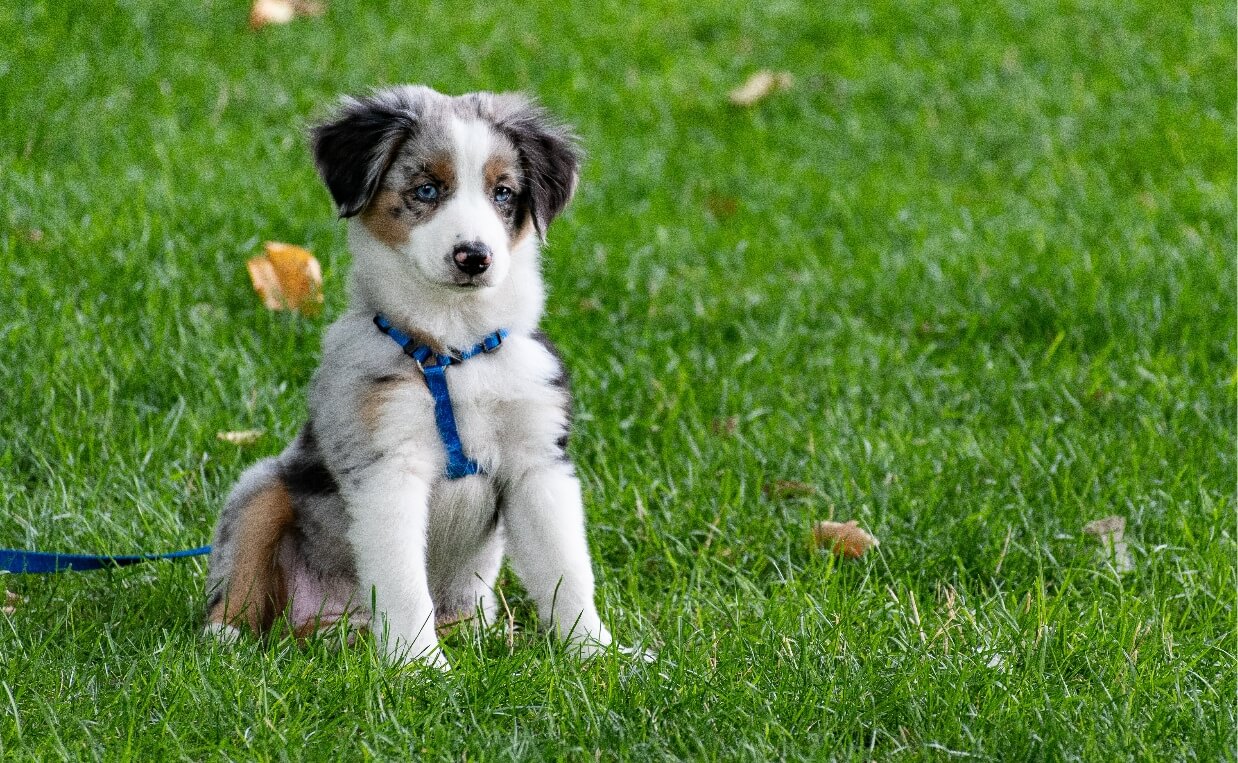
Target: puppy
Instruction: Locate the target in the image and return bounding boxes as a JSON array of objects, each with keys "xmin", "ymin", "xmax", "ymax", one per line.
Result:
[{"xmin": 204, "ymin": 86, "xmax": 630, "ymax": 668}]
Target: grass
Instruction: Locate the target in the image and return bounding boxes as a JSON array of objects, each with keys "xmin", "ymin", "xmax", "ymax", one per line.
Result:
[{"xmin": 0, "ymin": 0, "xmax": 1234, "ymax": 759}]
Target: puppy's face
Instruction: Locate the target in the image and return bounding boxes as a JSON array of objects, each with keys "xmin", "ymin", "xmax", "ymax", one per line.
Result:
[{"xmin": 311, "ymin": 87, "xmax": 580, "ymax": 292}]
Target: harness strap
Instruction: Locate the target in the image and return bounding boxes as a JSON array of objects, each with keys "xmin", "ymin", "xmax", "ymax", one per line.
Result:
[
  {"xmin": 0, "ymin": 545, "xmax": 211, "ymax": 574},
  {"xmin": 373, "ymin": 314, "xmax": 507, "ymax": 479}
]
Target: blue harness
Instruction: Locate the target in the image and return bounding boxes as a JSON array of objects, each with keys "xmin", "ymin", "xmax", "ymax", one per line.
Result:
[{"xmin": 373, "ymin": 313, "xmax": 507, "ymax": 479}]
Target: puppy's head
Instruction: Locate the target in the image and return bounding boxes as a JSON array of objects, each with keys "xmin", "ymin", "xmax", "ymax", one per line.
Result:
[{"xmin": 311, "ymin": 86, "xmax": 580, "ymax": 292}]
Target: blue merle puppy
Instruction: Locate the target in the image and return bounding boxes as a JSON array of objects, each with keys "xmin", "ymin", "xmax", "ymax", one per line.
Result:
[{"xmin": 204, "ymin": 86, "xmax": 641, "ymax": 669}]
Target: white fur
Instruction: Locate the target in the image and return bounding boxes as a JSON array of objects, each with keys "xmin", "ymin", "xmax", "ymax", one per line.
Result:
[
  {"xmin": 343, "ymin": 466, "xmax": 448, "ymax": 669},
  {"xmin": 203, "ymin": 622, "xmax": 241, "ymax": 644},
  {"xmin": 312, "ymin": 116, "xmax": 636, "ymax": 669},
  {"xmin": 346, "ymin": 216, "xmax": 544, "ymax": 350}
]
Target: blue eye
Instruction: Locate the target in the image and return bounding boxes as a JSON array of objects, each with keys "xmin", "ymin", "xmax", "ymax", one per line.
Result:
[
  {"xmin": 493, "ymin": 186, "xmax": 513, "ymax": 204},
  {"xmin": 414, "ymin": 184, "xmax": 439, "ymax": 202}
]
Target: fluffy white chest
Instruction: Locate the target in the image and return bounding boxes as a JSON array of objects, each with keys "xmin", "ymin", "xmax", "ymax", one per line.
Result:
[{"xmin": 367, "ymin": 333, "xmax": 570, "ymax": 482}]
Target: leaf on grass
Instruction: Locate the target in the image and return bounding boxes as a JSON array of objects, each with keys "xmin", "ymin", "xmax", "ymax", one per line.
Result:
[
  {"xmin": 247, "ymin": 241, "xmax": 323, "ymax": 316},
  {"xmin": 729, "ymin": 70, "xmax": 794, "ymax": 106},
  {"xmin": 249, "ymin": 0, "xmax": 295, "ymax": 27},
  {"xmin": 709, "ymin": 416, "xmax": 738, "ymax": 436},
  {"xmin": 764, "ymin": 479, "xmax": 817, "ymax": 499},
  {"xmin": 250, "ymin": 0, "xmax": 325, "ymax": 28},
  {"xmin": 1082, "ymin": 515, "xmax": 1134, "ymax": 573},
  {"xmin": 812, "ymin": 520, "xmax": 879, "ymax": 559},
  {"xmin": 705, "ymin": 195, "xmax": 739, "ymax": 219},
  {"xmin": 217, "ymin": 429, "xmax": 264, "ymax": 445}
]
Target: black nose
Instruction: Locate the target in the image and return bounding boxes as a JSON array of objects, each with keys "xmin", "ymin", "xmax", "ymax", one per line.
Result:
[{"xmin": 452, "ymin": 242, "xmax": 492, "ymax": 275}]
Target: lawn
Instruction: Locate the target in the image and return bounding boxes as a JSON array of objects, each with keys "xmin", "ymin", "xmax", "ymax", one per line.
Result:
[{"xmin": 1, "ymin": 0, "xmax": 1234, "ymax": 759}]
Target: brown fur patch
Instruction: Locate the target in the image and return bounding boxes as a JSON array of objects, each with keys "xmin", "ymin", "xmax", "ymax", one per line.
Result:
[
  {"xmin": 205, "ymin": 481, "xmax": 294, "ymax": 634},
  {"xmin": 425, "ymin": 155, "xmax": 456, "ymax": 188},
  {"xmin": 360, "ymin": 376, "xmax": 409, "ymax": 432},
  {"xmin": 483, "ymin": 152, "xmax": 520, "ymax": 191},
  {"xmin": 360, "ymin": 189, "xmax": 413, "ymax": 248},
  {"xmin": 511, "ymin": 215, "xmax": 537, "ymax": 249}
]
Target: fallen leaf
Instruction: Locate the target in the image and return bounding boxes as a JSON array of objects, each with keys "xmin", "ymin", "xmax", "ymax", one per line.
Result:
[
  {"xmin": 247, "ymin": 241, "xmax": 323, "ymax": 316},
  {"xmin": 217, "ymin": 429, "xmax": 264, "ymax": 445},
  {"xmin": 764, "ymin": 479, "xmax": 817, "ymax": 499},
  {"xmin": 249, "ymin": 0, "xmax": 324, "ymax": 28},
  {"xmin": 812, "ymin": 520, "xmax": 879, "ymax": 559},
  {"xmin": 729, "ymin": 70, "xmax": 794, "ymax": 106},
  {"xmin": 709, "ymin": 416, "xmax": 738, "ymax": 436},
  {"xmin": 249, "ymin": 0, "xmax": 295, "ymax": 27},
  {"xmin": 705, "ymin": 195, "xmax": 739, "ymax": 219},
  {"xmin": 1082, "ymin": 515, "xmax": 1134, "ymax": 573}
]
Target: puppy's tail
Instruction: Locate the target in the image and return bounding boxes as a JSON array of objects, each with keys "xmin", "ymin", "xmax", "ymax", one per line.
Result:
[{"xmin": 204, "ymin": 458, "xmax": 294, "ymax": 636}]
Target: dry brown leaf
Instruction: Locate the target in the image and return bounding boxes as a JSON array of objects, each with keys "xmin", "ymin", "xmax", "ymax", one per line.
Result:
[
  {"xmin": 217, "ymin": 429, "xmax": 265, "ymax": 445},
  {"xmin": 249, "ymin": 0, "xmax": 295, "ymax": 27},
  {"xmin": 812, "ymin": 520, "xmax": 879, "ymax": 559},
  {"xmin": 247, "ymin": 241, "xmax": 323, "ymax": 315},
  {"xmin": 705, "ymin": 195, "xmax": 739, "ymax": 218},
  {"xmin": 1082, "ymin": 515, "xmax": 1133, "ymax": 573},
  {"xmin": 249, "ymin": 0, "xmax": 324, "ymax": 28},
  {"xmin": 710, "ymin": 416, "xmax": 738, "ymax": 436},
  {"xmin": 764, "ymin": 479, "xmax": 817, "ymax": 499},
  {"xmin": 729, "ymin": 70, "xmax": 794, "ymax": 106}
]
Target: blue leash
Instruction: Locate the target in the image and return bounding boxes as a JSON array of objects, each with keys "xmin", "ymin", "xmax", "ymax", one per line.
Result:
[
  {"xmin": 373, "ymin": 313, "xmax": 506, "ymax": 479},
  {"xmin": 0, "ymin": 545, "xmax": 211, "ymax": 574},
  {"xmin": 0, "ymin": 314, "xmax": 502, "ymax": 572}
]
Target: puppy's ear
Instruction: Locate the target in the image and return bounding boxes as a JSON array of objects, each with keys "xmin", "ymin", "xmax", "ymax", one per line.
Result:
[
  {"xmin": 491, "ymin": 94, "xmax": 582, "ymax": 237},
  {"xmin": 310, "ymin": 91, "xmax": 419, "ymax": 218}
]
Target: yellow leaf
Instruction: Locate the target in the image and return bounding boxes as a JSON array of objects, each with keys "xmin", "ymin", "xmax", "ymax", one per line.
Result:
[
  {"xmin": 249, "ymin": 0, "xmax": 324, "ymax": 28},
  {"xmin": 249, "ymin": 0, "xmax": 295, "ymax": 28},
  {"xmin": 217, "ymin": 429, "xmax": 265, "ymax": 445},
  {"xmin": 247, "ymin": 241, "xmax": 323, "ymax": 316},
  {"xmin": 1082, "ymin": 515, "xmax": 1134, "ymax": 573},
  {"xmin": 729, "ymin": 70, "xmax": 794, "ymax": 106},
  {"xmin": 812, "ymin": 520, "xmax": 879, "ymax": 559}
]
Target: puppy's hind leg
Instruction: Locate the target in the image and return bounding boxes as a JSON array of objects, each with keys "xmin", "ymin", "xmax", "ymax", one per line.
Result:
[{"xmin": 204, "ymin": 458, "xmax": 294, "ymax": 639}]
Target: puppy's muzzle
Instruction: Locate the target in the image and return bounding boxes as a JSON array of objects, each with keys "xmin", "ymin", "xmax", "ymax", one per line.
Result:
[{"xmin": 452, "ymin": 242, "xmax": 492, "ymax": 276}]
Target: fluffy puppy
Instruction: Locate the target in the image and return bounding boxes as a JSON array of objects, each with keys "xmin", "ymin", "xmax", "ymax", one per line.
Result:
[{"xmin": 203, "ymin": 86, "xmax": 631, "ymax": 668}]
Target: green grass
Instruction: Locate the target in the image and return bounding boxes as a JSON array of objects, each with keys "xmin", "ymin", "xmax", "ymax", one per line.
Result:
[{"xmin": 1, "ymin": 0, "xmax": 1234, "ymax": 759}]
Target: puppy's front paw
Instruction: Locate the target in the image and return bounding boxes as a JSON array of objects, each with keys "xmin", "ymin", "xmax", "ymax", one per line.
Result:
[
  {"xmin": 203, "ymin": 622, "xmax": 242, "ymax": 645},
  {"xmin": 417, "ymin": 647, "xmax": 451, "ymax": 672},
  {"xmin": 568, "ymin": 633, "xmax": 655, "ymax": 663},
  {"xmin": 615, "ymin": 643, "xmax": 657, "ymax": 663},
  {"xmin": 380, "ymin": 636, "xmax": 451, "ymax": 672}
]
